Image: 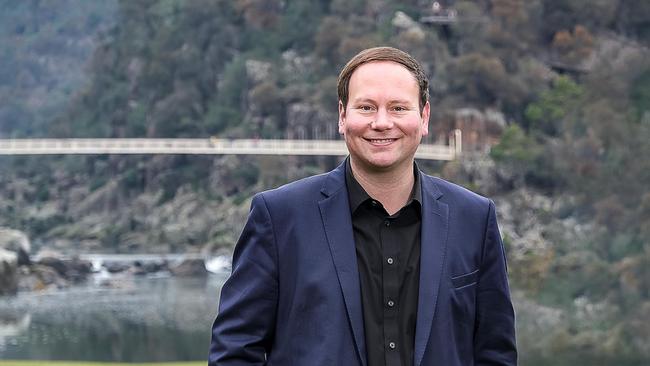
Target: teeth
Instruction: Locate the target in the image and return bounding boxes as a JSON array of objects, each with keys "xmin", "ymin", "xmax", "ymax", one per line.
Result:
[{"xmin": 369, "ymin": 139, "xmax": 394, "ymax": 143}]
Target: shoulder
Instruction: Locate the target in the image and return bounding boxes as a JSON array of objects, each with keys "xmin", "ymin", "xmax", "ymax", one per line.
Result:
[
  {"xmin": 421, "ymin": 173, "xmax": 493, "ymax": 213},
  {"xmin": 255, "ymin": 172, "xmax": 329, "ymax": 206}
]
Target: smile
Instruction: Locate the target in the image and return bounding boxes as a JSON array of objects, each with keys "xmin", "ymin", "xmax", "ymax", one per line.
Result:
[{"xmin": 365, "ymin": 138, "xmax": 397, "ymax": 145}]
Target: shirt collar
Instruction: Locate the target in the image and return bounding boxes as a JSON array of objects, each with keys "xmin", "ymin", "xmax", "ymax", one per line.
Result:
[{"xmin": 345, "ymin": 157, "xmax": 422, "ymax": 214}]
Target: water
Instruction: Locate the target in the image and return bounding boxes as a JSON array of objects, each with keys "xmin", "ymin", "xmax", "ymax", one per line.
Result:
[
  {"xmin": 0, "ymin": 265, "xmax": 646, "ymax": 364},
  {"xmin": 0, "ymin": 272, "xmax": 228, "ymax": 361}
]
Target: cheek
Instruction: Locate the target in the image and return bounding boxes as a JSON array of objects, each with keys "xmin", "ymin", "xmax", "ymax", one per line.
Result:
[
  {"xmin": 401, "ymin": 119, "xmax": 426, "ymax": 135},
  {"xmin": 342, "ymin": 117, "xmax": 368, "ymax": 135}
]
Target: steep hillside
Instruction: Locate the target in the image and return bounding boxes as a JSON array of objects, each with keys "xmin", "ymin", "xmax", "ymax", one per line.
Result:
[{"xmin": 1, "ymin": 1, "xmax": 649, "ymax": 362}]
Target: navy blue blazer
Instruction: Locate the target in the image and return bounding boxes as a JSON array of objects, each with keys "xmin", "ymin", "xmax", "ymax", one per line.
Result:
[{"xmin": 209, "ymin": 161, "xmax": 517, "ymax": 365}]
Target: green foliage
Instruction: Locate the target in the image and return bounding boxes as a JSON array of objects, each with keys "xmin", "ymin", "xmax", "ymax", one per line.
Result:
[
  {"xmin": 630, "ymin": 69, "xmax": 650, "ymax": 122},
  {"xmin": 275, "ymin": 0, "xmax": 327, "ymax": 51},
  {"xmin": 608, "ymin": 233, "xmax": 644, "ymax": 262},
  {"xmin": 233, "ymin": 164, "xmax": 260, "ymax": 188},
  {"xmin": 537, "ymin": 251, "xmax": 615, "ymax": 306},
  {"xmin": 205, "ymin": 56, "xmax": 247, "ymax": 135},
  {"xmin": 525, "ymin": 76, "xmax": 584, "ymax": 135},
  {"xmin": 24, "ymin": 214, "xmax": 68, "ymax": 236},
  {"xmin": 617, "ymin": 0, "xmax": 650, "ymax": 44},
  {"xmin": 100, "ymin": 225, "xmax": 123, "ymax": 249},
  {"xmin": 0, "ymin": 0, "xmax": 117, "ymax": 137},
  {"xmin": 490, "ymin": 124, "xmax": 548, "ymax": 187},
  {"xmin": 156, "ymin": 157, "xmax": 210, "ymax": 202},
  {"xmin": 491, "ymin": 124, "xmax": 537, "ymax": 164}
]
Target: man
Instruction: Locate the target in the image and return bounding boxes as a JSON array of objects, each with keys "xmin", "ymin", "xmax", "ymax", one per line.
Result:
[{"xmin": 209, "ymin": 47, "xmax": 517, "ymax": 366}]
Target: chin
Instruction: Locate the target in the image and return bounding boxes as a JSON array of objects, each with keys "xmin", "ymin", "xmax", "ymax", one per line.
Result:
[{"xmin": 362, "ymin": 157, "xmax": 401, "ymax": 171}]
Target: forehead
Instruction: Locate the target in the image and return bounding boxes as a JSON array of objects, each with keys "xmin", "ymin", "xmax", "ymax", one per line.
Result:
[{"xmin": 348, "ymin": 61, "xmax": 419, "ymax": 97}]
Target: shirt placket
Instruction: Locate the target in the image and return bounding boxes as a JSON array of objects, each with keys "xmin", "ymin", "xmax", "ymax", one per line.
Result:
[{"xmin": 381, "ymin": 217, "xmax": 401, "ymax": 366}]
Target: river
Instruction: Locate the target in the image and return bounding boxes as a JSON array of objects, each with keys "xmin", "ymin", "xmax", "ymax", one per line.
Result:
[
  {"xmin": 0, "ymin": 256, "xmax": 646, "ymax": 364},
  {"xmin": 0, "ymin": 255, "xmax": 229, "ymax": 362}
]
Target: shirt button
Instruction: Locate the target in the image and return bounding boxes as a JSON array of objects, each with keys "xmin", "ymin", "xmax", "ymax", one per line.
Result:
[
  {"xmin": 388, "ymin": 342, "xmax": 396, "ymax": 350},
  {"xmin": 371, "ymin": 200, "xmax": 378, "ymax": 206},
  {"xmin": 386, "ymin": 257, "xmax": 394, "ymax": 265},
  {"xmin": 387, "ymin": 300, "xmax": 395, "ymax": 307},
  {"xmin": 384, "ymin": 220, "xmax": 390, "ymax": 227}
]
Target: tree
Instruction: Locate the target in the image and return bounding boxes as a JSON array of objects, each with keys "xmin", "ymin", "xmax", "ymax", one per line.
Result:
[
  {"xmin": 551, "ymin": 25, "xmax": 595, "ymax": 65},
  {"xmin": 524, "ymin": 75, "xmax": 584, "ymax": 136},
  {"xmin": 490, "ymin": 123, "xmax": 541, "ymax": 187}
]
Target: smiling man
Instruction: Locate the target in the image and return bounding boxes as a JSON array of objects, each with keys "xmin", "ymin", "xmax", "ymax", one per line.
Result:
[{"xmin": 209, "ymin": 47, "xmax": 517, "ymax": 366}]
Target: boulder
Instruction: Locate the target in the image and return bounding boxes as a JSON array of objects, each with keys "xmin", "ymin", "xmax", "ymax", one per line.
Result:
[
  {"xmin": 0, "ymin": 248, "xmax": 18, "ymax": 295},
  {"xmin": 37, "ymin": 256, "xmax": 92, "ymax": 283},
  {"xmin": 104, "ymin": 261, "xmax": 130, "ymax": 273},
  {"xmin": 69, "ymin": 257, "xmax": 93, "ymax": 274},
  {"xmin": 170, "ymin": 258, "xmax": 208, "ymax": 277},
  {"xmin": 64, "ymin": 257, "xmax": 93, "ymax": 283},
  {"xmin": 37, "ymin": 256, "xmax": 68, "ymax": 276},
  {"xmin": 17, "ymin": 264, "xmax": 66, "ymax": 291},
  {"xmin": 0, "ymin": 228, "xmax": 31, "ymax": 265},
  {"xmin": 143, "ymin": 260, "xmax": 168, "ymax": 273}
]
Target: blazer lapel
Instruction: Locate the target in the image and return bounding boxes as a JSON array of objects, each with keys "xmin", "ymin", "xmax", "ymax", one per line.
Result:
[
  {"xmin": 414, "ymin": 175, "xmax": 449, "ymax": 366},
  {"xmin": 318, "ymin": 163, "xmax": 367, "ymax": 366}
]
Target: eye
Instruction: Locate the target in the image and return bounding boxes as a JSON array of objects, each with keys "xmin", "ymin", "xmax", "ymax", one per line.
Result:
[
  {"xmin": 358, "ymin": 105, "xmax": 375, "ymax": 112},
  {"xmin": 392, "ymin": 106, "xmax": 407, "ymax": 112}
]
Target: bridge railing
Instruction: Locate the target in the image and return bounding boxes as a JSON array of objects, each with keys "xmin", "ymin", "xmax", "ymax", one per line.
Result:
[{"xmin": 0, "ymin": 132, "xmax": 461, "ymax": 161}]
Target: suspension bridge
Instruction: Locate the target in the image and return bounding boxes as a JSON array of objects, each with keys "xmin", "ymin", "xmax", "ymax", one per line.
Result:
[{"xmin": 0, "ymin": 131, "xmax": 462, "ymax": 161}]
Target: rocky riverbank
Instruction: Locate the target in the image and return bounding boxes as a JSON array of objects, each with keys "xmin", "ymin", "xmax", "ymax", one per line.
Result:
[
  {"xmin": 16, "ymin": 255, "xmax": 209, "ymax": 293},
  {"xmin": 1, "ymin": 227, "xmax": 211, "ymax": 295}
]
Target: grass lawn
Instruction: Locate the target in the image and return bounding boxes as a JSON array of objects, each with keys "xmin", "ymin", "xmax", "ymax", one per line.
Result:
[{"xmin": 0, "ymin": 362, "xmax": 204, "ymax": 366}]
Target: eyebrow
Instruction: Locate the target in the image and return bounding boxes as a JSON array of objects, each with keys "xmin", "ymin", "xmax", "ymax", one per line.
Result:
[{"xmin": 350, "ymin": 97, "xmax": 414, "ymax": 105}]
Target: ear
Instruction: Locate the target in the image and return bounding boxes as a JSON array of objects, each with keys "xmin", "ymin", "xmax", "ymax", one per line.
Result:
[
  {"xmin": 338, "ymin": 100, "xmax": 346, "ymax": 135},
  {"xmin": 421, "ymin": 101, "xmax": 430, "ymax": 136}
]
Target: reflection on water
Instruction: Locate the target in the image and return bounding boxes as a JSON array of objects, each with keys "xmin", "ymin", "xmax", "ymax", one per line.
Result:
[
  {"xmin": 0, "ymin": 313, "xmax": 31, "ymax": 346},
  {"xmin": 0, "ymin": 272, "xmax": 228, "ymax": 361},
  {"xmin": 0, "ymin": 270, "xmax": 646, "ymax": 364}
]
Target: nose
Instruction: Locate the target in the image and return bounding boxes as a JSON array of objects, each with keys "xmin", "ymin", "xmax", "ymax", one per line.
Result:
[{"xmin": 371, "ymin": 108, "xmax": 392, "ymax": 130}]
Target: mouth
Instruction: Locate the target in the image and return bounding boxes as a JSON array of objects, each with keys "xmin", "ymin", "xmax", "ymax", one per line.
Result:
[{"xmin": 364, "ymin": 138, "xmax": 397, "ymax": 145}]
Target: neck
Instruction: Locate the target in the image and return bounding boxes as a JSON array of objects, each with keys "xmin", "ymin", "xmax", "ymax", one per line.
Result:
[{"xmin": 350, "ymin": 158, "xmax": 415, "ymax": 215}]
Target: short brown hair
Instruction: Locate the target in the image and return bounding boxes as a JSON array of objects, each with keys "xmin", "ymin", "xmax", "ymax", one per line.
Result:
[{"xmin": 337, "ymin": 47, "xmax": 429, "ymax": 111}]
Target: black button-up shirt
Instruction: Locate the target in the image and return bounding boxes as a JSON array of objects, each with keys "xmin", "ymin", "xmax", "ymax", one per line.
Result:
[{"xmin": 346, "ymin": 159, "xmax": 422, "ymax": 366}]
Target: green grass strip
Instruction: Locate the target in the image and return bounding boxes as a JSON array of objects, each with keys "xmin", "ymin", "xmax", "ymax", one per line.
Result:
[{"xmin": 0, "ymin": 362, "xmax": 204, "ymax": 366}]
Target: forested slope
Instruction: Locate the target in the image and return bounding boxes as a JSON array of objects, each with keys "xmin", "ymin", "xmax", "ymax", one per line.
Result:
[
  {"xmin": 0, "ymin": 0, "xmax": 116, "ymax": 137},
  {"xmin": 1, "ymin": 1, "xmax": 649, "ymax": 362}
]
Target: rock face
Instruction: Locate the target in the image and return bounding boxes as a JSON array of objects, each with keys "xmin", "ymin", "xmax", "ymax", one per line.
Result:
[{"xmin": 0, "ymin": 248, "xmax": 18, "ymax": 295}]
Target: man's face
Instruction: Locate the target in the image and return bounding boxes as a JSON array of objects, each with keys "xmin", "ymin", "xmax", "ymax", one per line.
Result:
[{"xmin": 339, "ymin": 61, "xmax": 430, "ymax": 174}]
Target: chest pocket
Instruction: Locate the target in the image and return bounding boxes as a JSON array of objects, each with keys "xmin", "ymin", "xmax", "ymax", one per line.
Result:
[
  {"xmin": 451, "ymin": 268, "xmax": 479, "ymax": 290},
  {"xmin": 449, "ymin": 268, "xmax": 479, "ymax": 329}
]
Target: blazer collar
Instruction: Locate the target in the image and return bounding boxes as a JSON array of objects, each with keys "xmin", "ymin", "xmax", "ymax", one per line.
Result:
[
  {"xmin": 319, "ymin": 160, "xmax": 367, "ymax": 366},
  {"xmin": 414, "ymin": 173, "xmax": 449, "ymax": 366},
  {"xmin": 320, "ymin": 160, "xmax": 347, "ymax": 198}
]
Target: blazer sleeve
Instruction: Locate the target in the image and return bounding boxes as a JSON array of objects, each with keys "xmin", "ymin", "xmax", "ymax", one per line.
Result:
[
  {"xmin": 209, "ymin": 194, "xmax": 279, "ymax": 366},
  {"xmin": 474, "ymin": 200, "xmax": 518, "ymax": 365}
]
